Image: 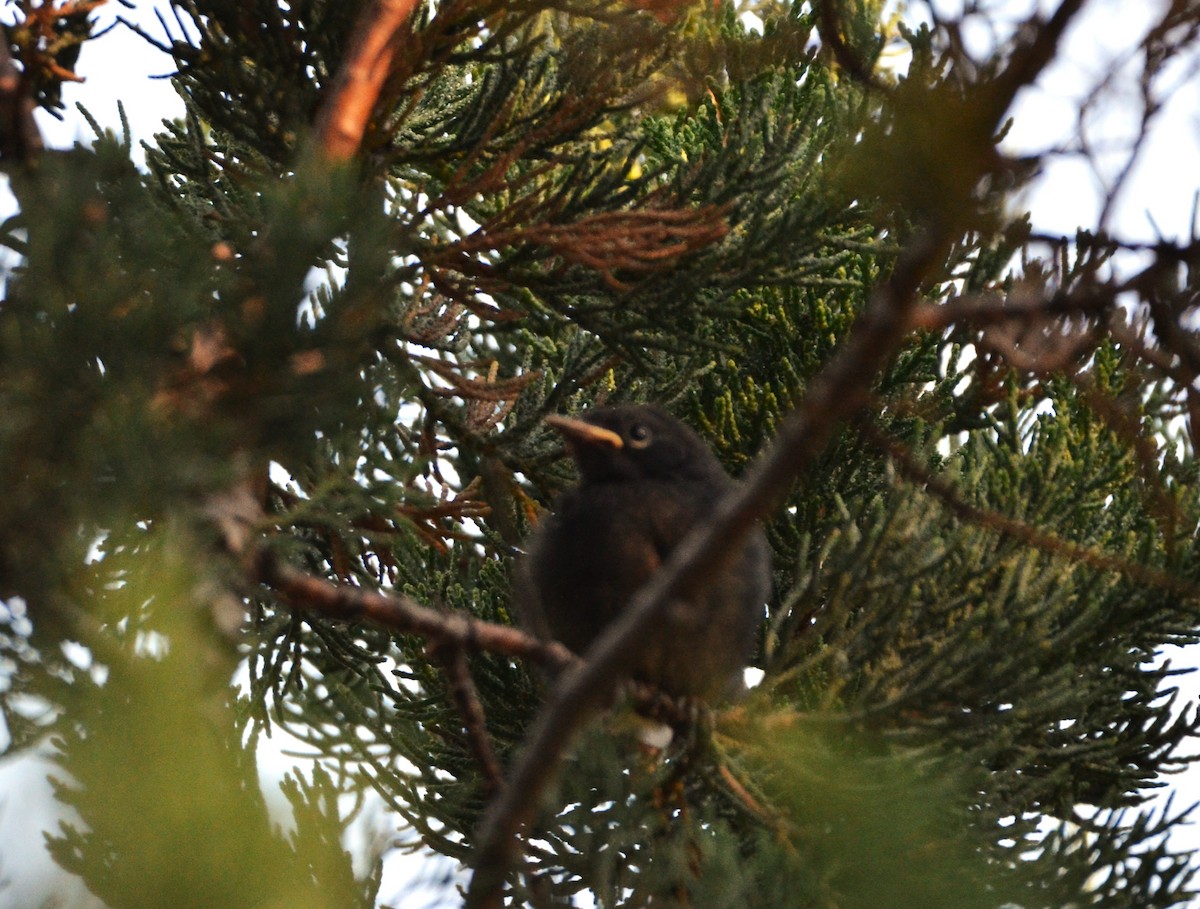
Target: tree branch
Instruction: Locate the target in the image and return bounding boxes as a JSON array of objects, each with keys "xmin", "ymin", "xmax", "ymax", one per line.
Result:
[
  {"xmin": 907, "ymin": 284, "xmax": 1110, "ymax": 332},
  {"xmin": 814, "ymin": 0, "xmax": 881, "ymax": 87},
  {"xmin": 859, "ymin": 421, "xmax": 1199, "ymax": 599},
  {"xmin": 313, "ymin": 0, "xmax": 420, "ymax": 161},
  {"xmin": 259, "ymin": 553, "xmax": 575, "ymax": 670},
  {"xmin": 430, "ymin": 638, "xmax": 506, "ymax": 797},
  {"xmin": 0, "ymin": 37, "xmax": 42, "ymax": 163},
  {"xmin": 990, "ymin": 0, "xmax": 1088, "ymax": 112}
]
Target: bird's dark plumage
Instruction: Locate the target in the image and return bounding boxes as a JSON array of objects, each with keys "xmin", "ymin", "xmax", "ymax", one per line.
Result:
[{"xmin": 519, "ymin": 404, "xmax": 771, "ymax": 700}]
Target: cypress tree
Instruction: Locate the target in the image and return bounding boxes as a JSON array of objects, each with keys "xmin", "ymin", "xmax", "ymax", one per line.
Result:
[{"xmin": 1, "ymin": 1, "xmax": 1198, "ymax": 907}]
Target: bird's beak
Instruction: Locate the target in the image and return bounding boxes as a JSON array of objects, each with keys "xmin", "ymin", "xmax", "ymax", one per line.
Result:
[{"xmin": 545, "ymin": 414, "xmax": 624, "ymax": 449}]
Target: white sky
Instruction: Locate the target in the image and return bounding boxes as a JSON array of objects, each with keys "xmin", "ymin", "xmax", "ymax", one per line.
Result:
[
  {"xmin": 1003, "ymin": 0, "xmax": 1200, "ymax": 243},
  {"xmin": 2, "ymin": 1, "xmax": 1199, "ymax": 906}
]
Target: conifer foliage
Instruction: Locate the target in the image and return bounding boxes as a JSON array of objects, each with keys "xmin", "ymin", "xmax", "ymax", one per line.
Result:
[{"xmin": 2, "ymin": 1, "xmax": 1200, "ymax": 907}]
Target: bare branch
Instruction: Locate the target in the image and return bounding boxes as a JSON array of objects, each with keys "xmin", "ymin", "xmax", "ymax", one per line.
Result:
[
  {"xmin": 260, "ymin": 553, "xmax": 575, "ymax": 671},
  {"xmin": 430, "ymin": 639, "xmax": 506, "ymax": 797},
  {"xmin": 978, "ymin": 315, "xmax": 1100, "ymax": 374},
  {"xmin": 313, "ymin": 0, "xmax": 420, "ymax": 162},
  {"xmin": 990, "ymin": 0, "xmax": 1088, "ymax": 113},
  {"xmin": 907, "ymin": 283, "xmax": 1111, "ymax": 332}
]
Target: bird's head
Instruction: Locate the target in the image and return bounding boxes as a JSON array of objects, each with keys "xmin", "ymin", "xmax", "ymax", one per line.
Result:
[{"xmin": 546, "ymin": 405, "xmax": 727, "ymax": 486}]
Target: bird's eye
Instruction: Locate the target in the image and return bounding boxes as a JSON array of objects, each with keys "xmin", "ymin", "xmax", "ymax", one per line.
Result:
[{"xmin": 628, "ymin": 423, "xmax": 652, "ymax": 449}]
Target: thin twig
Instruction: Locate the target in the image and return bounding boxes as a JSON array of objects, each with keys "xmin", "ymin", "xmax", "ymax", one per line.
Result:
[
  {"xmin": 859, "ymin": 421, "xmax": 1199, "ymax": 598},
  {"xmin": 430, "ymin": 638, "xmax": 506, "ymax": 797}
]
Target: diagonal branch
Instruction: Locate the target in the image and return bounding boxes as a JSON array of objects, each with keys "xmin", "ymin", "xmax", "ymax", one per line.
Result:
[
  {"xmin": 859, "ymin": 421, "xmax": 1199, "ymax": 599},
  {"xmin": 313, "ymin": 0, "xmax": 420, "ymax": 161},
  {"xmin": 430, "ymin": 637, "xmax": 506, "ymax": 797},
  {"xmin": 814, "ymin": 0, "xmax": 882, "ymax": 87}
]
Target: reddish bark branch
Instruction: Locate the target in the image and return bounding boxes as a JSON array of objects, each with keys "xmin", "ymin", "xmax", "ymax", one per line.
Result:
[
  {"xmin": 261, "ymin": 554, "xmax": 575, "ymax": 670},
  {"xmin": 313, "ymin": 0, "xmax": 420, "ymax": 161},
  {"xmin": 907, "ymin": 284, "xmax": 1110, "ymax": 333},
  {"xmin": 260, "ymin": 552, "xmax": 693, "ymax": 800},
  {"xmin": 0, "ymin": 31, "xmax": 41, "ymax": 162}
]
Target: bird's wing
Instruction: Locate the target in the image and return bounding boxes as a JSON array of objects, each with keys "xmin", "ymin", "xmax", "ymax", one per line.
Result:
[{"xmin": 639, "ymin": 482, "xmax": 715, "ymax": 561}]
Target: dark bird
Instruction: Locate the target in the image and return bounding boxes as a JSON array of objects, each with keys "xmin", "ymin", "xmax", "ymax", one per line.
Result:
[{"xmin": 519, "ymin": 404, "xmax": 771, "ymax": 700}]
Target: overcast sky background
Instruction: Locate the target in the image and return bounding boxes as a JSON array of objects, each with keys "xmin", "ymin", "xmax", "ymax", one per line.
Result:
[{"xmin": 2, "ymin": 0, "xmax": 1199, "ymax": 906}]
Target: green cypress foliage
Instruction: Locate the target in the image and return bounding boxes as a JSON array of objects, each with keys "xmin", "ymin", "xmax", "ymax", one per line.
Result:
[{"xmin": 1, "ymin": 1, "xmax": 1198, "ymax": 907}]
